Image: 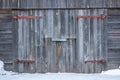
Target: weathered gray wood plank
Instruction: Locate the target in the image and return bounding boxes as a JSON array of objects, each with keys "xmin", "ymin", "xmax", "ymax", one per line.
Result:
[
  {"xmin": 14, "ymin": 9, "xmax": 107, "ymax": 73},
  {"xmin": 0, "ymin": 0, "xmax": 120, "ymax": 9}
]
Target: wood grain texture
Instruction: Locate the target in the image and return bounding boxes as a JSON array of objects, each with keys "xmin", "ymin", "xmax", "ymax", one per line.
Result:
[
  {"xmin": 107, "ymin": 9, "xmax": 120, "ymax": 70},
  {"xmin": 0, "ymin": 0, "xmax": 120, "ymax": 9},
  {"xmin": 15, "ymin": 9, "xmax": 107, "ymax": 73},
  {"xmin": 0, "ymin": 10, "xmax": 14, "ymax": 71}
]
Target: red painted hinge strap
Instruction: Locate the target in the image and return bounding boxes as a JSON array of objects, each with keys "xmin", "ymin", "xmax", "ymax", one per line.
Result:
[
  {"xmin": 13, "ymin": 16, "xmax": 42, "ymax": 19},
  {"xmin": 85, "ymin": 59, "xmax": 105, "ymax": 63},
  {"xmin": 16, "ymin": 59, "xmax": 34, "ymax": 63},
  {"xmin": 76, "ymin": 14, "xmax": 106, "ymax": 19}
]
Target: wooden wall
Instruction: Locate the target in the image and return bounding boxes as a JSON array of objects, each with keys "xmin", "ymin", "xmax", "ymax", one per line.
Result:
[
  {"xmin": 0, "ymin": 0, "xmax": 120, "ymax": 9},
  {"xmin": 15, "ymin": 9, "xmax": 107, "ymax": 73},
  {"xmin": 107, "ymin": 9, "xmax": 120, "ymax": 69},
  {"xmin": 0, "ymin": 0, "xmax": 119, "ymax": 73},
  {"xmin": 0, "ymin": 8, "xmax": 120, "ymax": 73},
  {"xmin": 0, "ymin": 10, "xmax": 14, "ymax": 71}
]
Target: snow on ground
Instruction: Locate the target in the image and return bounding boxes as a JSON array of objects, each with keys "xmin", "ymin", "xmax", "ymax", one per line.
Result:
[
  {"xmin": 101, "ymin": 68, "xmax": 120, "ymax": 75},
  {"xmin": 1, "ymin": 73, "xmax": 120, "ymax": 80},
  {"xmin": 0, "ymin": 60, "xmax": 120, "ymax": 80},
  {"xmin": 0, "ymin": 60, "xmax": 16, "ymax": 75}
]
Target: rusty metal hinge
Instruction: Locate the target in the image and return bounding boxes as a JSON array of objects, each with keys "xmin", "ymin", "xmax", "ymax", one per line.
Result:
[
  {"xmin": 16, "ymin": 59, "xmax": 35, "ymax": 63},
  {"xmin": 13, "ymin": 16, "xmax": 42, "ymax": 19},
  {"xmin": 67, "ymin": 38, "xmax": 76, "ymax": 40},
  {"xmin": 85, "ymin": 59, "xmax": 105, "ymax": 63},
  {"xmin": 76, "ymin": 14, "xmax": 106, "ymax": 19}
]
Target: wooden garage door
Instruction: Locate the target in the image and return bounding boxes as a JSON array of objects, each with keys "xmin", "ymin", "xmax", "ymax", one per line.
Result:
[{"xmin": 16, "ymin": 9, "xmax": 106, "ymax": 73}]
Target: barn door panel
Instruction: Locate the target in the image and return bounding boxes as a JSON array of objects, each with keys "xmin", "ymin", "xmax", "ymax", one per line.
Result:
[
  {"xmin": 77, "ymin": 9, "xmax": 107, "ymax": 73},
  {"xmin": 43, "ymin": 10, "xmax": 77, "ymax": 72},
  {"xmin": 16, "ymin": 9, "xmax": 107, "ymax": 73},
  {"xmin": 16, "ymin": 10, "xmax": 43, "ymax": 72}
]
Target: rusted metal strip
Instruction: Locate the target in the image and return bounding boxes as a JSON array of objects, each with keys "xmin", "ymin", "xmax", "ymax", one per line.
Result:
[
  {"xmin": 13, "ymin": 16, "xmax": 42, "ymax": 19},
  {"xmin": 16, "ymin": 59, "xmax": 35, "ymax": 63},
  {"xmin": 76, "ymin": 14, "xmax": 106, "ymax": 19},
  {"xmin": 85, "ymin": 59, "xmax": 105, "ymax": 63},
  {"xmin": 67, "ymin": 38, "xmax": 76, "ymax": 40}
]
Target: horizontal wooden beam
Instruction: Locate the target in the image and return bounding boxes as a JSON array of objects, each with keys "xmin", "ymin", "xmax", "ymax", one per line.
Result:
[
  {"xmin": 13, "ymin": 16, "xmax": 42, "ymax": 19},
  {"xmin": 76, "ymin": 14, "xmax": 106, "ymax": 19}
]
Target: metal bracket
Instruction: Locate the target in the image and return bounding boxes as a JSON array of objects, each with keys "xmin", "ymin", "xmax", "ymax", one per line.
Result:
[
  {"xmin": 16, "ymin": 59, "xmax": 34, "ymax": 63},
  {"xmin": 85, "ymin": 59, "xmax": 105, "ymax": 63},
  {"xmin": 52, "ymin": 38, "xmax": 67, "ymax": 42},
  {"xmin": 13, "ymin": 16, "xmax": 42, "ymax": 19},
  {"xmin": 76, "ymin": 14, "xmax": 106, "ymax": 19},
  {"xmin": 67, "ymin": 38, "xmax": 76, "ymax": 40},
  {"xmin": 44, "ymin": 37, "xmax": 76, "ymax": 42}
]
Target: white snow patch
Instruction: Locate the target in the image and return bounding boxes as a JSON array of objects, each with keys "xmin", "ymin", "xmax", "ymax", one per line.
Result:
[
  {"xmin": 0, "ymin": 60, "xmax": 16, "ymax": 75},
  {"xmin": 101, "ymin": 67, "xmax": 120, "ymax": 75},
  {"xmin": 0, "ymin": 60, "xmax": 120, "ymax": 80},
  {"xmin": 0, "ymin": 73, "xmax": 120, "ymax": 80}
]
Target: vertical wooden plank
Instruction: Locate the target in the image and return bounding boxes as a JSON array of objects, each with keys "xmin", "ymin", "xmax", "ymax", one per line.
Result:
[
  {"xmin": 100, "ymin": 9, "xmax": 106, "ymax": 72},
  {"xmin": 77, "ymin": 10, "xmax": 84, "ymax": 72},
  {"xmin": 17, "ymin": 11, "xmax": 23, "ymax": 72},
  {"xmin": 33, "ymin": 10, "xmax": 37, "ymax": 72},
  {"xmin": 26, "ymin": 11, "xmax": 30, "ymax": 72},
  {"xmin": 29, "ymin": 10, "xmax": 35, "ymax": 72},
  {"xmin": 92, "ymin": 9, "xmax": 96, "ymax": 73},
  {"xmin": 103, "ymin": 9, "xmax": 108, "ymax": 71},
  {"xmin": 50, "ymin": 10, "xmax": 55, "ymax": 72},
  {"xmin": 94, "ymin": 9, "xmax": 100, "ymax": 73},
  {"xmin": 56, "ymin": 10, "xmax": 61, "ymax": 72},
  {"xmin": 84, "ymin": 10, "xmax": 89, "ymax": 73},
  {"xmin": 22, "ymin": 12, "xmax": 25, "ymax": 72},
  {"xmin": 64, "ymin": 10, "xmax": 69, "ymax": 72},
  {"xmin": 46, "ymin": 10, "xmax": 54, "ymax": 72},
  {"xmin": 13, "ymin": 10, "xmax": 18, "ymax": 72},
  {"xmin": 38, "ymin": 10, "xmax": 45, "ymax": 73},
  {"xmin": 59, "ymin": 10, "xmax": 67, "ymax": 72},
  {"xmin": 68, "ymin": 10, "xmax": 76, "ymax": 72}
]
